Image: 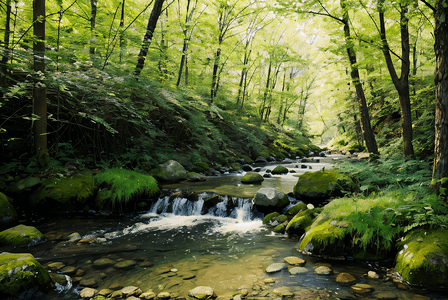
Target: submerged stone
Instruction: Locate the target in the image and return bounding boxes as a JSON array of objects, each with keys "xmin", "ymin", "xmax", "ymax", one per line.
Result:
[
  {"xmin": 188, "ymin": 286, "xmax": 216, "ymax": 299},
  {"xmin": 80, "ymin": 287, "xmax": 97, "ymax": 298},
  {"xmin": 114, "ymin": 259, "xmax": 137, "ymax": 270},
  {"xmin": 314, "ymin": 265, "xmax": 332, "ymax": 275},
  {"xmin": 289, "ymin": 267, "xmax": 308, "ymax": 274},
  {"xmin": 350, "ymin": 283, "xmax": 373, "ymax": 294},
  {"xmin": 272, "ymin": 286, "xmax": 294, "ymax": 297},
  {"xmin": 265, "ymin": 263, "xmax": 287, "ymax": 273},
  {"xmin": 284, "ymin": 256, "xmax": 306, "ymax": 266},
  {"xmin": 336, "ymin": 272, "xmax": 356, "ymax": 284},
  {"xmin": 253, "ymin": 188, "xmax": 289, "ymax": 212}
]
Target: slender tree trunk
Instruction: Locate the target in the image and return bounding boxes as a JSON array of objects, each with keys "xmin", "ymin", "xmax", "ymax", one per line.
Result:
[
  {"xmin": 90, "ymin": 0, "xmax": 97, "ymax": 56},
  {"xmin": 342, "ymin": 0, "xmax": 379, "ymax": 155},
  {"xmin": 260, "ymin": 62, "xmax": 272, "ymax": 121},
  {"xmin": 177, "ymin": 37, "xmax": 188, "ymax": 87},
  {"xmin": 378, "ymin": 1, "xmax": 414, "ymax": 157},
  {"xmin": 210, "ymin": 46, "xmax": 221, "ymax": 103},
  {"xmin": 1, "ymin": 0, "xmax": 12, "ymax": 86},
  {"xmin": 432, "ymin": 0, "xmax": 448, "ymax": 189},
  {"xmin": 33, "ymin": 0, "xmax": 48, "ymax": 165},
  {"xmin": 135, "ymin": 0, "xmax": 165, "ymax": 77},
  {"xmin": 119, "ymin": 0, "xmax": 126, "ymax": 63}
]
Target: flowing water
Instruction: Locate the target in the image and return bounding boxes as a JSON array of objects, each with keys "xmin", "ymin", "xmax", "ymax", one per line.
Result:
[{"xmin": 5, "ymin": 155, "xmax": 448, "ymax": 299}]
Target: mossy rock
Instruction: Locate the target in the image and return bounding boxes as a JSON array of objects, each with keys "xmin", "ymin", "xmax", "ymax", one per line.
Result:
[
  {"xmin": 263, "ymin": 212, "xmax": 280, "ymax": 224},
  {"xmin": 187, "ymin": 172, "xmax": 206, "ymax": 182},
  {"xmin": 273, "ymin": 223, "xmax": 286, "ymax": 233},
  {"xmin": 7, "ymin": 177, "xmax": 42, "ymax": 194},
  {"xmin": 150, "ymin": 160, "xmax": 187, "ymax": 182},
  {"xmin": 395, "ymin": 228, "xmax": 448, "ymax": 286},
  {"xmin": 298, "ymin": 219, "xmax": 348, "ymax": 257},
  {"xmin": 293, "ymin": 170, "xmax": 356, "ymax": 205},
  {"xmin": 286, "ymin": 210, "xmax": 314, "ymax": 234},
  {"xmin": 0, "ymin": 252, "xmax": 51, "ymax": 296},
  {"xmin": 29, "ymin": 175, "xmax": 97, "ymax": 210},
  {"xmin": 240, "ymin": 155, "xmax": 253, "ymax": 164},
  {"xmin": 0, "ymin": 225, "xmax": 45, "ymax": 247},
  {"xmin": 273, "ymin": 214, "xmax": 288, "ymax": 223},
  {"xmin": 286, "ymin": 202, "xmax": 308, "ymax": 215},
  {"xmin": 271, "ymin": 166, "xmax": 288, "ymax": 175},
  {"xmin": 229, "ymin": 162, "xmax": 242, "ymax": 171},
  {"xmin": 95, "ymin": 169, "xmax": 160, "ymax": 213},
  {"xmin": 241, "ymin": 172, "xmax": 264, "ymax": 184},
  {"xmin": 253, "ymin": 188, "xmax": 290, "ymax": 213},
  {"xmin": 0, "ymin": 192, "xmax": 18, "ymax": 224},
  {"xmin": 198, "ymin": 162, "xmax": 210, "ymax": 172}
]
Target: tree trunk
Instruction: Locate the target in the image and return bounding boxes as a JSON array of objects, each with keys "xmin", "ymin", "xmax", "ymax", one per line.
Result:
[
  {"xmin": 1, "ymin": 0, "xmax": 12, "ymax": 86},
  {"xmin": 135, "ymin": 0, "xmax": 165, "ymax": 77},
  {"xmin": 342, "ymin": 1, "xmax": 379, "ymax": 155},
  {"xmin": 210, "ymin": 47, "xmax": 221, "ymax": 103},
  {"xmin": 90, "ymin": 0, "xmax": 97, "ymax": 56},
  {"xmin": 432, "ymin": 0, "xmax": 448, "ymax": 189},
  {"xmin": 33, "ymin": 0, "xmax": 48, "ymax": 165},
  {"xmin": 119, "ymin": 0, "xmax": 126, "ymax": 63},
  {"xmin": 378, "ymin": 1, "xmax": 414, "ymax": 157}
]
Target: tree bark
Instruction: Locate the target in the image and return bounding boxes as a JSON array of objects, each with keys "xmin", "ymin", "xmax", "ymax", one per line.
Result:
[
  {"xmin": 341, "ymin": 0, "xmax": 379, "ymax": 155},
  {"xmin": 119, "ymin": 0, "xmax": 126, "ymax": 63},
  {"xmin": 33, "ymin": 0, "xmax": 48, "ymax": 164},
  {"xmin": 210, "ymin": 46, "xmax": 221, "ymax": 102},
  {"xmin": 90, "ymin": 0, "xmax": 97, "ymax": 56},
  {"xmin": 378, "ymin": 1, "xmax": 414, "ymax": 157},
  {"xmin": 135, "ymin": 0, "xmax": 165, "ymax": 77},
  {"xmin": 1, "ymin": 0, "xmax": 12, "ymax": 85},
  {"xmin": 432, "ymin": 0, "xmax": 448, "ymax": 188}
]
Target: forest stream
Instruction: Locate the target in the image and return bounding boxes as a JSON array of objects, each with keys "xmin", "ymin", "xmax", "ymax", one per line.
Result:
[{"xmin": 6, "ymin": 155, "xmax": 448, "ymax": 300}]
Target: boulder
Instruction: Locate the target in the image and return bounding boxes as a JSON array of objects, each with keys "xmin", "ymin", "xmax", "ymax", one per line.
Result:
[
  {"xmin": 241, "ymin": 164, "xmax": 253, "ymax": 172},
  {"xmin": 0, "ymin": 224, "xmax": 45, "ymax": 247},
  {"xmin": 285, "ymin": 209, "xmax": 314, "ymax": 234},
  {"xmin": 253, "ymin": 188, "xmax": 289, "ymax": 212},
  {"xmin": 395, "ymin": 228, "xmax": 448, "ymax": 286},
  {"xmin": 255, "ymin": 156, "xmax": 268, "ymax": 163},
  {"xmin": 271, "ymin": 166, "xmax": 288, "ymax": 174},
  {"xmin": 7, "ymin": 176, "xmax": 42, "ymax": 194},
  {"xmin": 241, "ymin": 172, "xmax": 264, "ymax": 184},
  {"xmin": 29, "ymin": 175, "xmax": 97, "ymax": 210},
  {"xmin": 187, "ymin": 172, "xmax": 206, "ymax": 182},
  {"xmin": 204, "ymin": 195, "xmax": 222, "ymax": 208},
  {"xmin": 293, "ymin": 170, "xmax": 356, "ymax": 206},
  {"xmin": 0, "ymin": 252, "xmax": 51, "ymax": 296},
  {"xmin": 151, "ymin": 160, "xmax": 187, "ymax": 182},
  {"xmin": 0, "ymin": 192, "xmax": 18, "ymax": 225}
]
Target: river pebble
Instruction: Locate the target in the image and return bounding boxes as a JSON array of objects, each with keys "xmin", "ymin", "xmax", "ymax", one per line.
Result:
[
  {"xmin": 111, "ymin": 289, "xmax": 123, "ymax": 299},
  {"xmin": 283, "ymin": 256, "xmax": 306, "ymax": 266},
  {"xmin": 98, "ymin": 289, "xmax": 112, "ymax": 297},
  {"xmin": 80, "ymin": 287, "xmax": 97, "ymax": 298},
  {"xmin": 157, "ymin": 292, "xmax": 171, "ymax": 300},
  {"xmin": 373, "ymin": 291, "xmax": 398, "ymax": 299},
  {"xmin": 272, "ymin": 286, "xmax": 294, "ymax": 297},
  {"xmin": 289, "ymin": 267, "xmax": 308, "ymax": 274},
  {"xmin": 93, "ymin": 258, "xmax": 115, "ymax": 268},
  {"xmin": 335, "ymin": 272, "xmax": 356, "ymax": 284},
  {"xmin": 140, "ymin": 289, "xmax": 156, "ymax": 300},
  {"xmin": 47, "ymin": 261, "xmax": 65, "ymax": 270},
  {"xmin": 314, "ymin": 265, "xmax": 332, "ymax": 275},
  {"xmin": 188, "ymin": 286, "xmax": 216, "ymax": 299},
  {"xmin": 114, "ymin": 259, "xmax": 137, "ymax": 270},
  {"xmin": 368, "ymin": 270, "xmax": 380, "ymax": 279},
  {"xmin": 122, "ymin": 286, "xmax": 142, "ymax": 297},
  {"xmin": 350, "ymin": 283, "xmax": 373, "ymax": 294},
  {"xmin": 139, "ymin": 260, "xmax": 154, "ymax": 268},
  {"xmin": 265, "ymin": 262, "xmax": 287, "ymax": 273},
  {"xmin": 60, "ymin": 265, "xmax": 77, "ymax": 275}
]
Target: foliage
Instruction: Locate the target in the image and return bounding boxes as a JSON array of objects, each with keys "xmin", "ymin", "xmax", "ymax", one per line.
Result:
[{"xmin": 95, "ymin": 168, "xmax": 160, "ymax": 211}]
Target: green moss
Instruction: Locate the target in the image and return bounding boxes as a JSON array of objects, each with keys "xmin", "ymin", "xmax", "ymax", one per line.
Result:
[
  {"xmin": 395, "ymin": 228, "xmax": 448, "ymax": 286},
  {"xmin": 0, "ymin": 192, "xmax": 18, "ymax": 223},
  {"xmin": 95, "ymin": 169, "xmax": 160, "ymax": 211},
  {"xmin": 273, "ymin": 223, "xmax": 286, "ymax": 233},
  {"xmin": 0, "ymin": 225, "xmax": 45, "ymax": 247},
  {"xmin": 274, "ymin": 214, "xmax": 288, "ymax": 223},
  {"xmin": 7, "ymin": 177, "xmax": 42, "ymax": 193},
  {"xmin": 286, "ymin": 203, "xmax": 308, "ymax": 215},
  {"xmin": 198, "ymin": 162, "xmax": 210, "ymax": 171},
  {"xmin": 263, "ymin": 212, "xmax": 280, "ymax": 224},
  {"xmin": 29, "ymin": 175, "xmax": 96, "ymax": 207},
  {"xmin": 241, "ymin": 172, "xmax": 264, "ymax": 184},
  {"xmin": 271, "ymin": 166, "xmax": 288, "ymax": 175},
  {"xmin": 298, "ymin": 220, "xmax": 347, "ymax": 256},
  {"xmin": 0, "ymin": 252, "xmax": 51, "ymax": 296},
  {"xmin": 187, "ymin": 172, "xmax": 206, "ymax": 182},
  {"xmin": 240, "ymin": 155, "xmax": 253, "ymax": 164},
  {"xmin": 286, "ymin": 210, "xmax": 314, "ymax": 232},
  {"xmin": 150, "ymin": 160, "xmax": 187, "ymax": 182},
  {"xmin": 293, "ymin": 170, "xmax": 356, "ymax": 198}
]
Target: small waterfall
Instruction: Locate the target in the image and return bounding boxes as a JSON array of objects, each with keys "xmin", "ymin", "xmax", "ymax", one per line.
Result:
[
  {"xmin": 54, "ymin": 275, "xmax": 72, "ymax": 293},
  {"xmin": 149, "ymin": 193, "xmax": 262, "ymax": 221}
]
